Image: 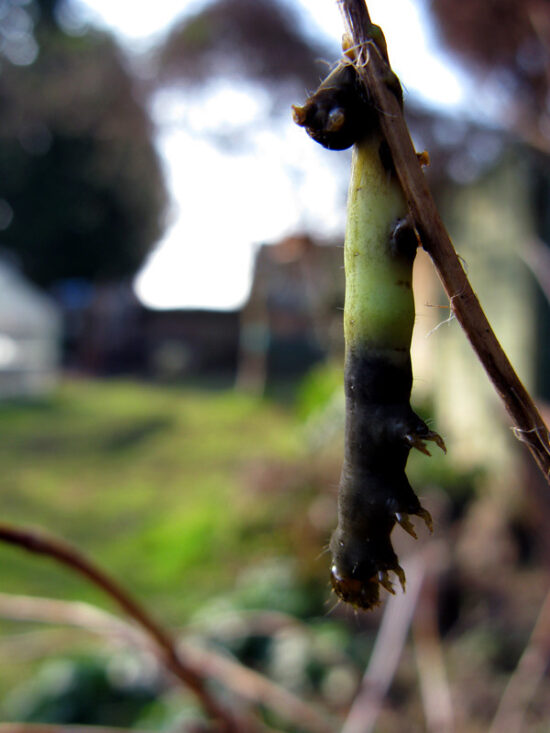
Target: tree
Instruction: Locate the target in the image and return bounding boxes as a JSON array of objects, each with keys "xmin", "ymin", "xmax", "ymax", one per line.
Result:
[
  {"xmin": 158, "ymin": 0, "xmax": 328, "ymax": 93},
  {"xmin": 430, "ymin": 0, "xmax": 550, "ymax": 151},
  {"xmin": 0, "ymin": 0, "xmax": 167, "ymax": 287}
]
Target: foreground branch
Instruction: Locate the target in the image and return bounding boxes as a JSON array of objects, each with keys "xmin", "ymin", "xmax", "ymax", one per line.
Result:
[
  {"xmin": 0, "ymin": 727, "xmax": 151, "ymax": 733},
  {"xmin": 341, "ymin": 553, "xmax": 426, "ymax": 733},
  {"xmin": 0, "ymin": 592, "xmax": 334, "ymax": 733},
  {"xmin": 489, "ymin": 586, "xmax": 550, "ymax": 733},
  {"xmin": 339, "ymin": 0, "xmax": 550, "ymax": 483},
  {"xmin": 412, "ymin": 547, "xmax": 454, "ymax": 733},
  {"xmin": 0, "ymin": 523, "xmax": 251, "ymax": 733}
]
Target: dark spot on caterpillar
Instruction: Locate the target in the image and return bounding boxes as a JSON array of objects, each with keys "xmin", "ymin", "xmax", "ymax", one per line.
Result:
[
  {"xmin": 330, "ymin": 349, "xmax": 444, "ymax": 610},
  {"xmin": 292, "ymin": 62, "xmax": 377, "ymax": 150},
  {"xmin": 390, "ymin": 217, "xmax": 419, "ymax": 262}
]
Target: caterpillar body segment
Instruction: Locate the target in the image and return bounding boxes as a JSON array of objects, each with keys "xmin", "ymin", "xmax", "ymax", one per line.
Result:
[
  {"xmin": 293, "ymin": 56, "xmax": 445, "ymax": 610},
  {"xmin": 331, "ymin": 348, "xmax": 441, "ymax": 610},
  {"xmin": 330, "ymin": 133, "xmax": 444, "ymax": 609}
]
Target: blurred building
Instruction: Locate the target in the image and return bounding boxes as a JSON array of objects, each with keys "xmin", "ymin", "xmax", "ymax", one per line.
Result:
[
  {"xmin": 56, "ymin": 235, "xmax": 345, "ymax": 389},
  {"xmin": 144, "ymin": 307, "xmax": 240, "ymax": 382},
  {"xmin": 141, "ymin": 235, "xmax": 345, "ymax": 388},
  {"xmin": 0, "ymin": 259, "xmax": 60, "ymax": 398},
  {"xmin": 237, "ymin": 235, "xmax": 344, "ymax": 392}
]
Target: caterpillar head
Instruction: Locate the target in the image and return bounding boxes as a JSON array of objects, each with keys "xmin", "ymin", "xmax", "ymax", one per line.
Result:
[{"xmin": 292, "ymin": 61, "xmax": 376, "ymax": 150}]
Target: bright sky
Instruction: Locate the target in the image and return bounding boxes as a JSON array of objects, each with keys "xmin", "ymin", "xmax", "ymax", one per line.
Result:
[{"xmin": 76, "ymin": 0, "xmax": 471, "ymax": 311}]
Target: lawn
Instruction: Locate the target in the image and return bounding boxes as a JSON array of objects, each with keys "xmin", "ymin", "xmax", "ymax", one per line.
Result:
[
  {"xmin": 3, "ymin": 378, "xmax": 548, "ymax": 732},
  {"xmin": 0, "ymin": 378, "xmax": 341, "ymax": 704},
  {"xmin": 0, "ymin": 378, "xmax": 314, "ymax": 611}
]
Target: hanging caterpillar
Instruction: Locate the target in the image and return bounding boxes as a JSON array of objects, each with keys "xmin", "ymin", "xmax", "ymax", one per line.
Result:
[{"xmin": 293, "ymin": 47, "xmax": 445, "ymax": 610}]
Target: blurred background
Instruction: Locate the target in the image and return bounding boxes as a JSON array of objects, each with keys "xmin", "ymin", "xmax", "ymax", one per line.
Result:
[{"xmin": 1, "ymin": 0, "xmax": 550, "ymax": 730}]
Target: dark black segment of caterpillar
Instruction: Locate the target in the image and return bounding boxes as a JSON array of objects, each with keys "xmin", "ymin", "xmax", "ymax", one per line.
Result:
[{"xmin": 329, "ymin": 348, "xmax": 437, "ymax": 610}]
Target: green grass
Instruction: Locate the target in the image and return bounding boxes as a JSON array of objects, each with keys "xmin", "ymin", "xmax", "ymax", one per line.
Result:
[{"xmin": 0, "ymin": 379, "xmax": 305, "ymax": 621}]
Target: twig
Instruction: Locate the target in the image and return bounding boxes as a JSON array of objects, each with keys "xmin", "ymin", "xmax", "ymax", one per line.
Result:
[
  {"xmin": 340, "ymin": 553, "xmax": 427, "ymax": 733},
  {"xmin": 412, "ymin": 545, "xmax": 454, "ymax": 733},
  {"xmin": 0, "ymin": 592, "xmax": 132, "ymax": 638},
  {"xmin": 0, "ymin": 591, "xmax": 335, "ymax": 733},
  {"xmin": 488, "ymin": 583, "xmax": 550, "ymax": 733},
  {"xmin": 0, "ymin": 726, "xmax": 151, "ymax": 733},
  {"xmin": 338, "ymin": 0, "xmax": 550, "ymax": 483},
  {"xmin": 0, "ymin": 627, "xmax": 97, "ymax": 661},
  {"xmin": 179, "ymin": 639, "xmax": 335, "ymax": 733},
  {"xmin": 0, "ymin": 523, "xmax": 254, "ymax": 733}
]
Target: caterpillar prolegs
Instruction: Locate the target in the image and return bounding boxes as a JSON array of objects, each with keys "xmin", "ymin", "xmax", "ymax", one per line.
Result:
[{"xmin": 294, "ymin": 53, "xmax": 445, "ymax": 610}]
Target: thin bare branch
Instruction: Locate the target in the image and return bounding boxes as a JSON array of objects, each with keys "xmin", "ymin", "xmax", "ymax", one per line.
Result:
[
  {"xmin": 0, "ymin": 726, "xmax": 151, "ymax": 733},
  {"xmin": 0, "ymin": 523, "xmax": 255, "ymax": 733},
  {"xmin": 489, "ymin": 584, "xmax": 550, "ymax": 733},
  {"xmin": 0, "ymin": 727, "xmax": 149, "ymax": 733},
  {"xmin": 412, "ymin": 546, "xmax": 454, "ymax": 733},
  {"xmin": 338, "ymin": 0, "xmax": 550, "ymax": 483},
  {"xmin": 0, "ymin": 591, "xmax": 335, "ymax": 733},
  {"xmin": 341, "ymin": 553, "xmax": 426, "ymax": 733},
  {"xmin": 178, "ymin": 639, "xmax": 335, "ymax": 733},
  {"xmin": 0, "ymin": 592, "xmax": 131, "ymax": 638},
  {"xmin": 0, "ymin": 627, "xmax": 94, "ymax": 661}
]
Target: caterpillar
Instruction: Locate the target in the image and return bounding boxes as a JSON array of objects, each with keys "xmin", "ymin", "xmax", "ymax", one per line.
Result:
[{"xmin": 294, "ymin": 52, "xmax": 445, "ymax": 609}]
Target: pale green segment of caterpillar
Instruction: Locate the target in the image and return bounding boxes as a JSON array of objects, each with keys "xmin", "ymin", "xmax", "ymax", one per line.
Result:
[{"xmin": 344, "ymin": 135, "xmax": 414, "ymax": 353}]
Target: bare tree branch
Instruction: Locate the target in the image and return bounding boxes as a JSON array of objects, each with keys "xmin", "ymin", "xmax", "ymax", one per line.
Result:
[
  {"xmin": 341, "ymin": 553, "xmax": 426, "ymax": 733},
  {"xmin": 338, "ymin": 0, "xmax": 550, "ymax": 483},
  {"xmin": 0, "ymin": 523, "xmax": 256, "ymax": 733},
  {"xmin": 412, "ymin": 546, "xmax": 454, "ymax": 733},
  {"xmin": 0, "ymin": 592, "xmax": 131, "ymax": 638},
  {"xmin": 0, "ymin": 591, "xmax": 335, "ymax": 733},
  {"xmin": 0, "ymin": 723, "xmax": 151, "ymax": 733},
  {"xmin": 0, "ymin": 726, "xmax": 151, "ymax": 733},
  {"xmin": 489, "ymin": 585, "xmax": 550, "ymax": 733}
]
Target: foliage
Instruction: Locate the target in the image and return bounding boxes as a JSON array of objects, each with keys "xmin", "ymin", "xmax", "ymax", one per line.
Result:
[
  {"xmin": 0, "ymin": 378, "xmax": 351, "ymax": 723},
  {"xmin": 4, "ymin": 656, "xmax": 161, "ymax": 726},
  {"xmin": 1, "ymin": 378, "xmax": 550, "ymax": 730},
  {"xmin": 0, "ymin": 380, "xmax": 305, "ymax": 614},
  {"xmin": 158, "ymin": 0, "xmax": 330, "ymax": 92},
  {"xmin": 0, "ymin": 0, "xmax": 167, "ymax": 287},
  {"xmin": 295, "ymin": 363, "xmax": 342, "ymax": 422},
  {"xmin": 430, "ymin": 0, "xmax": 550, "ymax": 148}
]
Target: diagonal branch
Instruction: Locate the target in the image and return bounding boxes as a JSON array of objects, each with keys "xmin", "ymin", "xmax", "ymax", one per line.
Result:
[
  {"xmin": 0, "ymin": 523, "xmax": 255, "ymax": 733},
  {"xmin": 338, "ymin": 0, "xmax": 550, "ymax": 483},
  {"xmin": 0, "ymin": 726, "xmax": 151, "ymax": 733},
  {"xmin": 0, "ymin": 592, "xmax": 335, "ymax": 733},
  {"xmin": 489, "ymin": 584, "xmax": 550, "ymax": 733},
  {"xmin": 341, "ymin": 553, "xmax": 427, "ymax": 733},
  {"xmin": 0, "ymin": 723, "xmax": 151, "ymax": 733}
]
